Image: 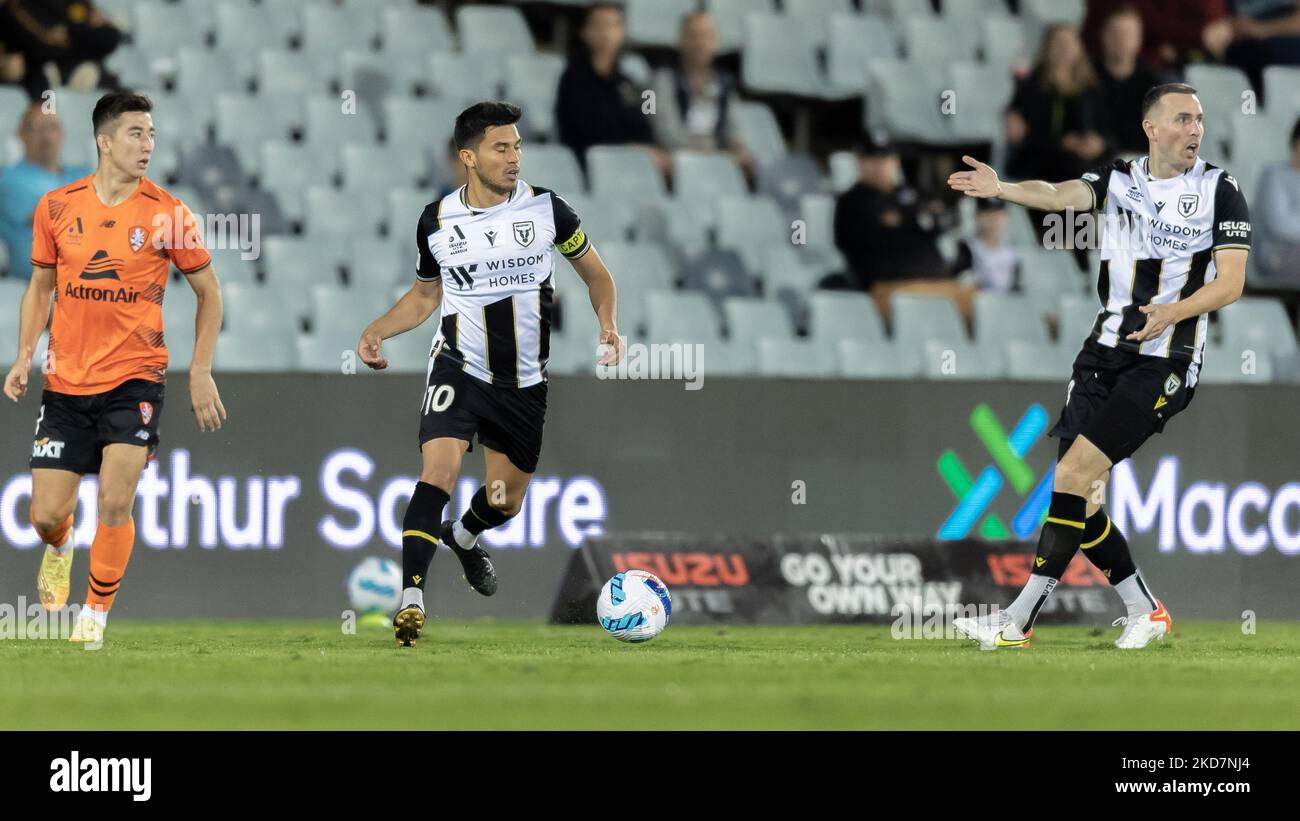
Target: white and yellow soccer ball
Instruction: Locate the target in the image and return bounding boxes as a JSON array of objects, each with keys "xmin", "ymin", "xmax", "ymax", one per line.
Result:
[
  {"xmin": 347, "ymin": 556, "xmax": 402, "ymax": 615},
  {"xmin": 597, "ymin": 570, "xmax": 672, "ymax": 642}
]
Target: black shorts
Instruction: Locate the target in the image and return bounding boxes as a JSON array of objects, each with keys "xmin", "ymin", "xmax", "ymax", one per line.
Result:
[
  {"xmin": 30, "ymin": 379, "xmax": 165, "ymax": 475},
  {"xmin": 1049, "ymin": 338, "xmax": 1195, "ymax": 465},
  {"xmin": 417, "ymin": 354, "xmax": 548, "ymax": 474}
]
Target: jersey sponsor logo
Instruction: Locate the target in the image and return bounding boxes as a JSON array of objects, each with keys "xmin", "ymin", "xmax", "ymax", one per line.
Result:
[
  {"xmin": 512, "ymin": 220, "xmax": 535, "ymax": 247},
  {"xmin": 32, "ymin": 437, "xmax": 65, "ymax": 459},
  {"xmin": 1218, "ymin": 220, "xmax": 1250, "ymax": 239},
  {"xmin": 1082, "ymin": 172, "xmax": 1100, "ymax": 182},
  {"xmin": 139, "ymin": 401, "xmax": 154, "ymax": 425},
  {"xmin": 483, "ymin": 253, "xmax": 546, "ymax": 272},
  {"xmin": 66, "ymin": 216, "xmax": 85, "ymax": 245},
  {"xmin": 1177, "ymin": 193, "xmax": 1200, "ymax": 218},
  {"xmin": 487, "ymin": 272, "xmax": 539, "ymax": 288},
  {"xmin": 1126, "ymin": 186, "xmax": 1143, "ymax": 203},
  {"xmin": 63, "ymin": 281, "xmax": 141, "ymax": 303},
  {"xmin": 446, "ymin": 264, "xmax": 477, "ymax": 288},
  {"xmin": 129, "ymin": 225, "xmax": 148, "ymax": 252},
  {"xmin": 557, "ymin": 227, "xmax": 586, "ymax": 256},
  {"xmin": 448, "ymin": 224, "xmax": 469, "ymax": 255},
  {"xmin": 78, "ymin": 249, "xmax": 123, "ymax": 280}
]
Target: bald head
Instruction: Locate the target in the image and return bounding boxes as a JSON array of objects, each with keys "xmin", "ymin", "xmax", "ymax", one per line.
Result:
[{"xmin": 18, "ymin": 104, "xmax": 65, "ymax": 171}]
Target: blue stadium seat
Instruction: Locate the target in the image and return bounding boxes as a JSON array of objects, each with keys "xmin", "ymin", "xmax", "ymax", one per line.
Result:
[
  {"xmin": 522, "ymin": 144, "xmax": 586, "ymax": 196},
  {"xmin": 304, "ymin": 97, "xmax": 378, "ymax": 176},
  {"xmin": 306, "ymin": 185, "xmax": 383, "ymax": 244},
  {"xmin": 646, "ymin": 290, "xmax": 722, "ymax": 344},
  {"xmin": 626, "ymin": 0, "xmax": 696, "ymax": 48},
  {"xmin": 382, "ymin": 98, "xmax": 461, "ymax": 156},
  {"xmin": 902, "ymin": 16, "xmax": 975, "ymax": 63},
  {"xmin": 758, "ymin": 155, "xmax": 828, "ymax": 219},
  {"xmin": 731, "ymin": 101, "xmax": 787, "ymax": 166},
  {"xmin": 504, "ymin": 54, "xmax": 567, "ymax": 138},
  {"xmin": 215, "ymin": 94, "xmax": 305, "ymax": 176},
  {"xmin": 706, "ymin": 0, "xmax": 776, "ymax": 52},
  {"xmin": 672, "ymin": 152, "xmax": 747, "ymax": 230},
  {"xmin": 724, "ymin": 296, "xmax": 794, "ymax": 343},
  {"xmin": 827, "ymin": 13, "xmax": 897, "ymax": 95},
  {"xmin": 756, "ymin": 338, "xmax": 836, "ymax": 377},
  {"xmin": 784, "ymin": 0, "xmax": 857, "ymax": 51},
  {"xmin": 302, "ymin": 3, "xmax": 379, "ymax": 56},
  {"xmin": 456, "ymin": 5, "xmax": 535, "ymax": 54},
  {"xmin": 865, "ymin": 59, "xmax": 950, "ymax": 141},
  {"xmin": 716, "ymin": 196, "xmax": 787, "ymax": 274},
  {"xmin": 381, "ymin": 5, "xmax": 455, "ymax": 56},
  {"xmin": 586, "ymin": 146, "xmax": 668, "ymax": 205},
  {"xmin": 808, "ymin": 291, "xmax": 886, "ymax": 343},
  {"xmin": 742, "ymin": 14, "xmax": 836, "ymax": 98},
  {"xmin": 426, "ymin": 53, "xmax": 504, "ymax": 110},
  {"xmin": 837, "ymin": 338, "xmax": 924, "ymax": 378},
  {"xmin": 340, "ymin": 143, "xmax": 422, "ymax": 195},
  {"xmin": 214, "ymin": 1, "xmax": 297, "ymax": 52},
  {"xmin": 386, "ymin": 189, "xmax": 438, "ymax": 242},
  {"xmin": 681, "ymin": 248, "xmax": 757, "ymax": 304},
  {"xmin": 348, "ymin": 238, "xmax": 407, "ymax": 290},
  {"xmin": 258, "ymin": 142, "xmax": 323, "ymax": 224},
  {"xmin": 256, "ymin": 50, "xmax": 334, "ymax": 97},
  {"xmin": 132, "ymin": 1, "xmax": 209, "ymax": 49},
  {"xmin": 948, "ymin": 62, "xmax": 1015, "ymax": 142}
]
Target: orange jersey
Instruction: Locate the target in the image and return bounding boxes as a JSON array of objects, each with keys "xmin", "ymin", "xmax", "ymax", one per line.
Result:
[{"xmin": 31, "ymin": 175, "xmax": 210, "ymax": 395}]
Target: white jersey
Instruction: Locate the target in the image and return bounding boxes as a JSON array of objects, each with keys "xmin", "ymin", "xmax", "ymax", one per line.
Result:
[
  {"xmin": 415, "ymin": 179, "xmax": 590, "ymax": 388},
  {"xmin": 1079, "ymin": 156, "xmax": 1251, "ymax": 382}
]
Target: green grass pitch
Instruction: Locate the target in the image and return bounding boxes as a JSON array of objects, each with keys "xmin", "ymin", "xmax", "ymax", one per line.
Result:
[{"xmin": 1, "ymin": 620, "xmax": 1297, "ymax": 729}]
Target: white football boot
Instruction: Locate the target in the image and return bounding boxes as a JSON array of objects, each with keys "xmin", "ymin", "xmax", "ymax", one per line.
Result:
[
  {"xmin": 952, "ymin": 610, "xmax": 1031, "ymax": 650},
  {"xmin": 1112, "ymin": 600, "xmax": 1172, "ymax": 649}
]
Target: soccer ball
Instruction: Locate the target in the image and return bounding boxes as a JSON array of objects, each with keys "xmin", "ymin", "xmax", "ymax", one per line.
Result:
[
  {"xmin": 347, "ymin": 556, "xmax": 402, "ymax": 615},
  {"xmin": 596, "ymin": 570, "xmax": 672, "ymax": 642}
]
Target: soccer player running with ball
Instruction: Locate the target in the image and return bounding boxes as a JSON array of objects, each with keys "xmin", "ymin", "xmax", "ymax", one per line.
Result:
[
  {"xmin": 3, "ymin": 92, "xmax": 226, "ymax": 643},
  {"xmin": 947, "ymin": 83, "xmax": 1250, "ymax": 650},
  {"xmin": 358, "ymin": 102, "xmax": 621, "ymax": 647}
]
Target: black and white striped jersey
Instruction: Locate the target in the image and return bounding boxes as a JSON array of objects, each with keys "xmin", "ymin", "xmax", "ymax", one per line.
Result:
[
  {"xmin": 1079, "ymin": 156, "xmax": 1251, "ymax": 382},
  {"xmin": 415, "ymin": 179, "xmax": 591, "ymax": 388}
]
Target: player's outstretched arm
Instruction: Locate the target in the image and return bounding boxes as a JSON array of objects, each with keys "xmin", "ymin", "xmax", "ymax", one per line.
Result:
[
  {"xmin": 184, "ymin": 264, "xmax": 228, "ymax": 432},
  {"xmin": 358, "ymin": 278, "xmax": 442, "ymax": 370},
  {"xmin": 568, "ymin": 245, "xmax": 622, "ymax": 366},
  {"xmin": 947, "ymin": 155, "xmax": 1093, "ymax": 212},
  {"xmin": 1127, "ymin": 248, "xmax": 1248, "ymax": 342},
  {"xmin": 3, "ymin": 265, "xmax": 55, "ymax": 402}
]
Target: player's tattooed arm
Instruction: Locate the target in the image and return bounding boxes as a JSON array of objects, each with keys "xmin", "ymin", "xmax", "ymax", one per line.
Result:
[
  {"xmin": 568, "ymin": 245, "xmax": 623, "ymax": 366},
  {"xmin": 3, "ymin": 265, "xmax": 55, "ymax": 401},
  {"xmin": 1128, "ymin": 248, "xmax": 1248, "ymax": 342},
  {"xmin": 184, "ymin": 264, "xmax": 228, "ymax": 432},
  {"xmin": 947, "ymin": 156, "xmax": 1092, "ymax": 212},
  {"xmin": 359, "ymin": 278, "xmax": 443, "ymax": 370}
]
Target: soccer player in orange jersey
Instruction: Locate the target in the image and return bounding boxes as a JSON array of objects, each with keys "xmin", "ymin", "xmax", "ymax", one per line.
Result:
[{"xmin": 2, "ymin": 92, "xmax": 227, "ymax": 643}]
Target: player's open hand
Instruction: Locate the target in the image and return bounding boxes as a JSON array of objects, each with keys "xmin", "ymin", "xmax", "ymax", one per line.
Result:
[
  {"xmin": 190, "ymin": 372, "xmax": 228, "ymax": 432},
  {"xmin": 4, "ymin": 360, "xmax": 29, "ymax": 402},
  {"xmin": 948, "ymin": 155, "xmax": 1003, "ymax": 199},
  {"xmin": 1127, "ymin": 303, "xmax": 1182, "ymax": 343},
  {"xmin": 358, "ymin": 329, "xmax": 388, "ymax": 370},
  {"xmin": 597, "ymin": 328, "xmax": 623, "ymax": 366}
]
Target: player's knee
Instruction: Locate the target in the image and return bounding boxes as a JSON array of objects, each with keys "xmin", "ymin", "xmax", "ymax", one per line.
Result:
[
  {"xmin": 489, "ymin": 496, "xmax": 523, "ymax": 518},
  {"xmin": 418, "ymin": 469, "xmax": 456, "ymax": 494},
  {"xmin": 97, "ymin": 490, "xmax": 134, "ymax": 525},
  {"xmin": 1052, "ymin": 458, "xmax": 1093, "ymax": 495},
  {"xmin": 29, "ymin": 505, "xmax": 66, "ymax": 534}
]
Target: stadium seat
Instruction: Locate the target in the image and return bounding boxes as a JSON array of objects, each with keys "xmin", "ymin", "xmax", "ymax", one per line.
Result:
[
  {"xmin": 341, "ymin": 143, "xmax": 421, "ymax": 195},
  {"xmin": 104, "ymin": 45, "xmax": 157, "ymax": 91},
  {"xmin": 808, "ymin": 291, "xmax": 886, "ymax": 343},
  {"xmin": 347, "ymin": 238, "xmax": 406, "ymax": 289},
  {"xmin": 1263, "ymin": 66, "xmax": 1300, "ymax": 120},
  {"xmin": 1004, "ymin": 340, "xmax": 1074, "ymax": 382},
  {"xmin": 256, "ymin": 50, "xmax": 332, "ymax": 97},
  {"xmin": 1198, "ymin": 343, "xmax": 1276, "ymax": 385},
  {"xmin": 296, "ymin": 328, "xmax": 367, "ymax": 374},
  {"xmin": 742, "ymin": 14, "xmax": 834, "ymax": 98},
  {"xmin": 586, "ymin": 146, "xmax": 668, "ymax": 205},
  {"xmin": 504, "ymin": 54, "xmax": 567, "ymax": 138},
  {"xmin": 1020, "ymin": 0, "xmax": 1084, "ymax": 25},
  {"xmin": 795, "ymin": 194, "xmax": 844, "ymax": 276},
  {"xmin": 1219, "ymin": 297, "xmax": 1298, "ymax": 359},
  {"xmin": 1185, "ymin": 65, "xmax": 1254, "ymax": 136},
  {"xmin": 680, "ymin": 248, "xmax": 757, "ymax": 303},
  {"xmin": 521, "ymin": 144, "xmax": 585, "ymax": 195},
  {"xmin": 758, "ymin": 155, "xmax": 828, "ymax": 219},
  {"xmin": 215, "ymin": 94, "xmax": 305, "ymax": 176},
  {"xmin": 305, "ymin": 185, "xmax": 383, "ymax": 243},
  {"xmin": 258, "ymin": 142, "xmax": 321, "ymax": 223},
  {"xmin": 221, "ymin": 282, "xmax": 299, "ymax": 335},
  {"xmin": 386, "ymin": 189, "xmax": 437, "ymax": 241},
  {"xmin": 565, "ymin": 193, "xmax": 640, "ymax": 246},
  {"xmin": 756, "ymin": 337, "xmax": 836, "ymax": 378},
  {"xmin": 382, "ymin": 98, "xmax": 462, "ymax": 155},
  {"xmin": 381, "ymin": 5, "xmax": 455, "ymax": 56},
  {"xmin": 304, "ymin": 97, "xmax": 378, "ymax": 173},
  {"xmin": 177, "ymin": 49, "xmax": 245, "ymax": 104},
  {"xmin": 864, "ymin": 59, "xmax": 950, "ymax": 141},
  {"xmin": 214, "ymin": 1, "xmax": 297, "ymax": 52},
  {"xmin": 379, "ymin": 328, "xmax": 435, "ymax": 375},
  {"xmin": 758, "ymin": 246, "xmax": 822, "ymax": 320},
  {"xmin": 426, "ymin": 53, "xmax": 504, "ymax": 110},
  {"xmin": 828, "ymin": 151, "xmax": 859, "ymax": 193},
  {"xmin": 948, "ymin": 63, "xmax": 1015, "ymax": 142},
  {"xmin": 620, "ymin": 52, "xmax": 653, "ymax": 85},
  {"xmin": 875, "ymin": 0, "xmax": 935, "ymax": 17},
  {"xmin": 974, "ymin": 292, "xmax": 1051, "ymax": 348},
  {"xmin": 723, "ymin": 296, "xmax": 794, "ymax": 343},
  {"xmin": 921, "ymin": 340, "xmax": 998, "ymax": 379},
  {"xmin": 1057, "ymin": 293, "xmax": 1101, "ymax": 349},
  {"xmin": 943, "ymin": 0, "xmax": 1013, "ymax": 24},
  {"xmin": 260, "ymin": 236, "xmax": 345, "ymax": 323},
  {"xmin": 827, "ymin": 13, "xmax": 897, "ymax": 95},
  {"xmin": 310, "ymin": 285, "xmax": 390, "ymax": 334},
  {"xmin": 341, "ymin": 50, "xmax": 419, "ymax": 109},
  {"xmin": 716, "ymin": 196, "xmax": 787, "ymax": 274},
  {"xmin": 890, "ymin": 292, "xmax": 968, "ymax": 347},
  {"xmin": 216, "ymin": 330, "xmax": 298, "ymax": 372},
  {"xmin": 646, "ymin": 291, "xmax": 722, "ymax": 344},
  {"xmin": 302, "ymin": 3, "xmax": 379, "ymax": 56},
  {"xmin": 731, "ymin": 101, "xmax": 788, "ymax": 167},
  {"xmin": 626, "ymin": 0, "xmax": 695, "ymax": 47},
  {"xmin": 784, "ymin": 0, "xmax": 857, "ymax": 51},
  {"xmin": 706, "ymin": 341, "xmax": 759, "ymax": 376},
  {"xmin": 706, "ymin": 0, "xmax": 776, "ymax": 52},
  {"xmin": 981, "ymin": 16, "xmax": 1029, "ymax": 72},
  {"xmin": 132, "ymin": 1, "xmax": 209, "ymax": 49},
  {"xmin": 672, "ymin": 152, "xmax": 747, "ymax": 232},
  {"xmin": 457, "ymin": 5, "xmax": 535, "ymax": 54},
  {"xmin": 205, "ymin": 247, "xmax": 259, "ymax": 287},
  {"xmin": 837, "ymin": 338, "xmax": 924, "ymax": 378},
  {"xmin": 902, "ymin": 17, "xmax": 975, "ymax": 64}
]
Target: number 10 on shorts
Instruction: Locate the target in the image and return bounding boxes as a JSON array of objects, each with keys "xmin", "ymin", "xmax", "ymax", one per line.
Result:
[{"xmin": 422, "ymin": 385, "xmax": 455, "ymax": 415}]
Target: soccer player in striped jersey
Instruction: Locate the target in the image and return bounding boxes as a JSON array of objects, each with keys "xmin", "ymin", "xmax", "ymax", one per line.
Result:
[
  {"xmin": 358, "ymin": 101, "xmax": 622, "ymax": 647},
  {"xmin": 2, "ymin": 92, "xmax": 227, "ymax": 644},
  {"xmin": 947, "ymin": 83, "xmax": 1250, "ymax": 650}
]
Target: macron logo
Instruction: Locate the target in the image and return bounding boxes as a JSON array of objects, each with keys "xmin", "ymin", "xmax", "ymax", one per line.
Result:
[{"xmin": 50, "ymin": 751, "xmax": 151, "ymax": 802}]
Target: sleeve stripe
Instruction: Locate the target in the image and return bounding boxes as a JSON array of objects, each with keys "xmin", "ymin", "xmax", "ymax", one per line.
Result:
[
  {"xmin": 177, "ymin": 255, "xmax": 213, "ymax": 275},
  {"xmin": 1212, "ymin": 244, "xmax": 1251, "ymax": 252},
  {"xmin": 30, "ymin": 258, "xmax": 56, "ymax": 267}
]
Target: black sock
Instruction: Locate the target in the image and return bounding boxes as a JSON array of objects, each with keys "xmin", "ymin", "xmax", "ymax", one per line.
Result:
[
  {"xmin": 402, "ymin": 481, "xmax": 449, "ymax": 591},
  {"xmin": 459, "ymin": 485, "xmax": 512, "ymax": 538},
  {"xmin": 1079, "ymin": 509, "xmax": 1138, "ymax": 584}
]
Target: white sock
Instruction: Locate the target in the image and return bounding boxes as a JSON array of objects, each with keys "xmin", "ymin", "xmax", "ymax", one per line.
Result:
[
  {"xmin": 48, "ymin": 540, "xmax": 71, "ymax": 557},
  {"xmin": 83, "ymin": 605, "xmax": 108, "ymax": 627},
  {"xmin": 1114, "ymin": 574, "xmax": 1157, "ymax": 618},
  {"xmin": 1004, "ymin": 574, "xmax": 1057, "ymax": 631},
  {"xmin": 451, "ymin": 520, "xmax": 479, "ymax": 550},
  {"xmin": 399, "ymin": 587, "xmax": 425, "ymax": 612}
]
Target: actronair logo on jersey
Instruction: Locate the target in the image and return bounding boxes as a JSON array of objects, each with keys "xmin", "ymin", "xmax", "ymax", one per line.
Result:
[
  {"xmin": 937, "ymin": 403, "xmax": 1054, "ymax": 541},
  {"xmin": 49, "ymin": 751, "xmax": 152, "ymax": 802}
]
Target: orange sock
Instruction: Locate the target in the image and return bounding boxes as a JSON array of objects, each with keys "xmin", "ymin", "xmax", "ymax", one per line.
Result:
[
  {"xmin": 85, "ymin": 518, "xmax": 135, "ymax": 613},
  {"xmin": 30, "ymin": 509, "xmax": 73, "ymax": 549}
]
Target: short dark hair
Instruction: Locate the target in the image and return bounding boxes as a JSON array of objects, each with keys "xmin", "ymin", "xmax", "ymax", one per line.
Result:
[
  {"xmin": 92, "ymin": 91, "xmax": 153, "ymax": 136},
  {"xmin": 453, "ymin": 101, "xmax": 522, "ymax": 152},
  {"xmin": 1142, "ymin": 83, "xmax": 1198, "ymax": 119},
  {"xmin": 1291, "ymin": 116, "xmax": 1300, "ymax": 147},
  {"xmin": 586, "ymin": 1, "xmax": 624, "ymax": 21}
]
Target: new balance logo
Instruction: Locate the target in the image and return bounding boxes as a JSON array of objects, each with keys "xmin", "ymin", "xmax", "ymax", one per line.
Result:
[
  {"xmin": 446, "ymin": 264, "xmax": 477, "ymax": 289},
  {"xmin": 79, "ymin": 249, "xmax": 122, "ymax": 280}
]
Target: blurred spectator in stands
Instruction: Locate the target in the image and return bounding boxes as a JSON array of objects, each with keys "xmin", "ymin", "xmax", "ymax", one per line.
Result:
[
  {"xmin": 1226, "ymin": 0, "xmax": 1300, "ymax": 97},
  {"xmin": 650, "ymin": 12, "xmax": 754, "ymax": 178},
  {"xmin": 556, "ymin": 2, "xmax": 668, "ymax": 175},
  {"xmin": 0, "ymin": 0, "xmax": 123, "ymax": 98},
  {"xmin": 0, "ymin": 103, "xmax": 90, "ymax": 280},
  {"xmin": 1006, "ymin": 25, "xmax": 1110, "ymax": 183},
  {"xmin": 1092, "ymin": 5, "xmax": 1164, "ymax": 155},
  {"xmin": 1083, "ymin": 0, "xmax": 1232, "ymax": 74},
  {"xmin": 1249, "ymin": 117, "xmax": 1300, "ymax": 309},
  {"xmin": 953, "ymin": 199, "xmax": 1022, "ymax": 294},
  {"xmin": 832, "ymin": 132, "xmax": 969, "ymax": 321},
  {"xmin": 1, "ymin": 41, "xmax": 27, "ymax": 87}
]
